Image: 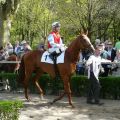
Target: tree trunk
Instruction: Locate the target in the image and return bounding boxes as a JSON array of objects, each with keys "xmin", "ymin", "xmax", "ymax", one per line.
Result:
[
  {"xmin": 0, "ymin": 0, "xmax": 20, "ymax": 46},
  {"xmin": 0, "ymin": 16, "xmax": 11, "ymax": 47},
  {"xmin": 3, "ymin": 17, "xmax": 11, "ymax": 43},
  {"xmin": 0, "ymin": 11, "xmax": 4, "ymax": 47},
  {"xmin": 87, "ymin": 0, "xmax": 93, "ymax": 39}
]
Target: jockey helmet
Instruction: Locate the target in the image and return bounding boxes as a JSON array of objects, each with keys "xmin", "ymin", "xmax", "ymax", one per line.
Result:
[{"xmin": 52, "ymin": 22, "xmax": 60, "ymax": 28}]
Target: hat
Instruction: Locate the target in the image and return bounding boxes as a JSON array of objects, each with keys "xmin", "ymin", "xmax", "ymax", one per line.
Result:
[
  {"xmin": 21, "ymin": 40, "xmax": 27, "ymax": 44},
  {"xmin": 52, "ymin": 22, "xmax": 60, "ymax": 28},
  {"xmin": 95, "ymin": 39, "xmax": 100, "ymax": 43},
  {"xmin": 107, "ymin": 42, "xmax": 112, "ymax": 45}
]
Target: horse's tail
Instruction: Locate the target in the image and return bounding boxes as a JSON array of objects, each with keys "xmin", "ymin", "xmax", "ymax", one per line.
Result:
[{"xmin": 17, "ymin": 56, "xmax": 25, "ymax": 84}]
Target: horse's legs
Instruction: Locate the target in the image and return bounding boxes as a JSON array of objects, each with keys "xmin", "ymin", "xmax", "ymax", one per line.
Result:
[
  {"xmin": 51, "ymin": 92, "xmax": 66, "ymax": 104},
  {"xmin": 51, "ymin": 76, "xmax": 74, "ymax": 108},
  {"xmin": 63, "ymin": 76, "xmax": 74, "ymax": 108},
  {"xmin": 24, "ymin": 70, "xmax": 33, "ymax": 101},
  {"xmin": 32, "ymin": 71, "xmax": 44, "ymax": 100}
]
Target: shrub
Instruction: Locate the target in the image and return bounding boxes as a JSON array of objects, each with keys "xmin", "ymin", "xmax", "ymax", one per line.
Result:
[
  {"xmin": 1, "ymin": 73, "xmax": 120, "ymax": 99},
  {"xmin": 0, "ymin": 101, "xmax": 23, "ymax": 120}
]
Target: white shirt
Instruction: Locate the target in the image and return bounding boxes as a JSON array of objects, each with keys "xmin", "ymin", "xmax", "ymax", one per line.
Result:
[
  {"xmin": 86, "ymin": 55, "xmax": 111, "ymax": 80},
  {"xmin": 48, "ymin": 34, "xmax": 63, "ymax": 48},
  {"xmin": 48, "ymin": 34, "xmax": 66, "ymax": 53}
]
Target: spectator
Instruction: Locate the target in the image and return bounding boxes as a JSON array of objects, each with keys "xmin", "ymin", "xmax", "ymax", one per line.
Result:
[
  {"xmin": 99, "ymin": 43, "xmax": 111, "ymax": 77},
  {"xmin": 112, "ymin": 50, "xmax": 120, "ymax": 76},
  {"xmin": 37, "ymin": 43, "xmax": 45, "ymax": 51},
  {"xmin": 99, "ymin": 43, "xmax": 110, "ymax": 59},
  {"xmin": 76, "ymin": 52, "xmax": 85, "ymax": 75},
  {"xmin": 111, "ymin": 47, "xmax": 117, "ymax": 62},
  {"xmin": 20, "ymin": 40, "xmax": 32, "ymax": 52},
  {"xmin": 23, "ymin": 41, "xmax": 32, "ymax": 53},
  {"xmin": 106, "ymin": 42, "xmax": 113, "ymax": 58},
  {"xmin": 0, "ymin": 46, "xmax": 9, "ymax": 61},
  {"xmin": 17, "ymin": 40, "xmax": 32, "ymax": 58},
  {"xmin": 115, "ymin": 36, "xmax": 120, "ymax": 50},
  {"xmin": 14, "ymin": 41, "xmax": 20, "ymax": 54},
  {"xmin": 5, "ymin": 42, "xmax": 13, "ymax": 54},
  {"xmin": 95, "ymin": 38, "xmax": 100, "ymax": 46}
]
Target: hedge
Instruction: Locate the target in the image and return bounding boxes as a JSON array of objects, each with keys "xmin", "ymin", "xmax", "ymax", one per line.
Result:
[
  {"xmin": 0, "ymin": 73, "xmax": 120, "ymax": 99},
  {"xmin": 0, "ymin": 101, "xmax": 23, "ymax": 120}
]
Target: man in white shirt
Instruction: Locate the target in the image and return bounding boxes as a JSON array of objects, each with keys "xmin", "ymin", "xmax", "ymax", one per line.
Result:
[{"xmin": 86, "ymin": 46, "xmax": 111, "ymax": 105}]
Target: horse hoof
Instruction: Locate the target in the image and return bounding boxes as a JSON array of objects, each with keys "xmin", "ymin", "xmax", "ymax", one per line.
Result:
[
  {"xmin": 70, "ymin": 104, "xmax": 75, "ymax": 108},
  {"xmin": 71, "ymin": 105, "xmax": 75, "ymax": 108},
  {"xmin": 49, "ymin": 102, "xmax": 54, "ymax": 105},
  {"xmin": 40, "ymin": 95, "xmax": 44, "ymax": 100},
  {"xmin": 26, "ymin": 98, "xmax": 31, "ymax": 102}
]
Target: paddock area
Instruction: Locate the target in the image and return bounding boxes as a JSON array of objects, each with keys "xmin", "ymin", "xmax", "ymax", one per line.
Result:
[{"xmin": 0, "ymin": 93, "xmax": 120, "ymax": 120}]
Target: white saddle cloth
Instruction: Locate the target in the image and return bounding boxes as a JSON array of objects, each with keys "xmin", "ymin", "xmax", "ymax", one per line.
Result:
[{"xmin": 41, "ymin": 51, "xmax": 65, "ymax": 64}]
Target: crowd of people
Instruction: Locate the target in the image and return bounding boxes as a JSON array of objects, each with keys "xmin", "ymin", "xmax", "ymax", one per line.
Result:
[
  {"xmin": 76, "ymin": 37, "xmax": 120, "ymax": 77},
  {"xmin": 0, "ymin": 40, "xmax": 32, "ymax": 61},
  {"xmin": 0, "ymin": 40, "xmax": 32, "ymax": 91}
]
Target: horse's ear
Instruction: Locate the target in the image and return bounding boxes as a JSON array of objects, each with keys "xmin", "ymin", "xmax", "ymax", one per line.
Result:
[{"xmin": 80, "ymin": 28, "xmax": 88, "ymax": 35}]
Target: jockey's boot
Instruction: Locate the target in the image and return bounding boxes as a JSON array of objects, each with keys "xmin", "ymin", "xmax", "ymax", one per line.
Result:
[
  {"xmin": 49, "ymin": 54, "xmax": 54, "ymax": 61},
  {"xmin": 49, "ymin": 51, "xmax": 57, "ymax": 61}
]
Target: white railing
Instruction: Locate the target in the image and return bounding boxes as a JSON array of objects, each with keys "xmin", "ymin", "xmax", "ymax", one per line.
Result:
[
  {"xmin": 0, "ymin": 61, "xmax": 118, "ymax": 64},
  {"xmin": 0, "ymin": 61, "xmax": 21, "ymax": 63},
  {"xmin": 77, "ymin": 61, "xmax": 118, "ymax": 64}
]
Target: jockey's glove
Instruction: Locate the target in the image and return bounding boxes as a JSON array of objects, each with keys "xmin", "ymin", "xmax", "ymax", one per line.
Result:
[
  {"xmin": 60, "ymin": 44, "xmax": 68, "ymax": 49},
  {"xmin": 56, "ymin": 48, "xmax": 61, "ymax": 53}
]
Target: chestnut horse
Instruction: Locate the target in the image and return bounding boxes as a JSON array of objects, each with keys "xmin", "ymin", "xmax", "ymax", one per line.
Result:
[
  {"xmin": 18, "ymin": 33, "xmax": 95, "ymax": 107},
  {"xmin": 0, "ymin": 54, "xmax": 19, "ymax": 73}
]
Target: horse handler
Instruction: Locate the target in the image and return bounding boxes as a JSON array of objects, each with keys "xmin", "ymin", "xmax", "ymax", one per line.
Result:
[{"xmin": 85, "ymin": 46, "xmax": 111, "ymax": 105}]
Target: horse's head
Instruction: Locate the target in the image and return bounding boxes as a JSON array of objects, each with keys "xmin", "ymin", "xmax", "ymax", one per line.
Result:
[{"xmin": 79, "ymin": 34, "xmax": 95, "ymax": 53}]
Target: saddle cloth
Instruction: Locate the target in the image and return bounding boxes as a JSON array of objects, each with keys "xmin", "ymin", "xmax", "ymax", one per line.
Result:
[{"xmin": 41, "ymin": 51, "xmax": 65, "ymax": 64}]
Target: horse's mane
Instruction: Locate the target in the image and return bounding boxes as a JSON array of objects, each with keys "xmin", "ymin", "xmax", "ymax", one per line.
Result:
[{"xmin": 66, "ymin": 35, "xmax": 82, "ymax": 63}]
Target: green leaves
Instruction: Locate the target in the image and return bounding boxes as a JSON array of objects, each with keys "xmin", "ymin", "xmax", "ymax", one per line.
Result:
[
  {"xmin": 10, "ymin": 0, "xmax": 120, "ymax": 46},
  {"xmin": 0, "ymin": 101, "xmax": 23, "ymax": 120}
]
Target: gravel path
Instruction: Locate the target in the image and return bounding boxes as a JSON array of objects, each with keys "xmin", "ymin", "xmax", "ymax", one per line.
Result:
[{"xmin": 0, "ymin": 93, "xmax": 120, "ymax": 120}]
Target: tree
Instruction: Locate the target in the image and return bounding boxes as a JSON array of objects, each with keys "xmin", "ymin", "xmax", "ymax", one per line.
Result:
[
  {"xmin": 10, "ymin": 0, "xmax": 120, "ymax": 46},
  {"xmin": 0, "ymin": 0, "xmax": 20, "ymax": 47},
  {"xmin": 11, "ymin": 0, "xmax": 56, "ymax": 47}
]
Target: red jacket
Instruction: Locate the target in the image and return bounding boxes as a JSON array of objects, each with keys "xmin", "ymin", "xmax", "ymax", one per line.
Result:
[{"xmin": 48, "ymin": 31, "xmax": 61, "ymax": 48}]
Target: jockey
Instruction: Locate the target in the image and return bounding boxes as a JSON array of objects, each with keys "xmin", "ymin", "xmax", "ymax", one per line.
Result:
[{"xmin": 48, "ymin": 22, "xmax": 67, "ymax": 61}]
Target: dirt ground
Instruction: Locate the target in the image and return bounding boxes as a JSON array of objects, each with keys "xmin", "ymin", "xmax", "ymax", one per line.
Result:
[{"xmin": 0, "ymin": 93, "xmax": 120, "ymax": 120}]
